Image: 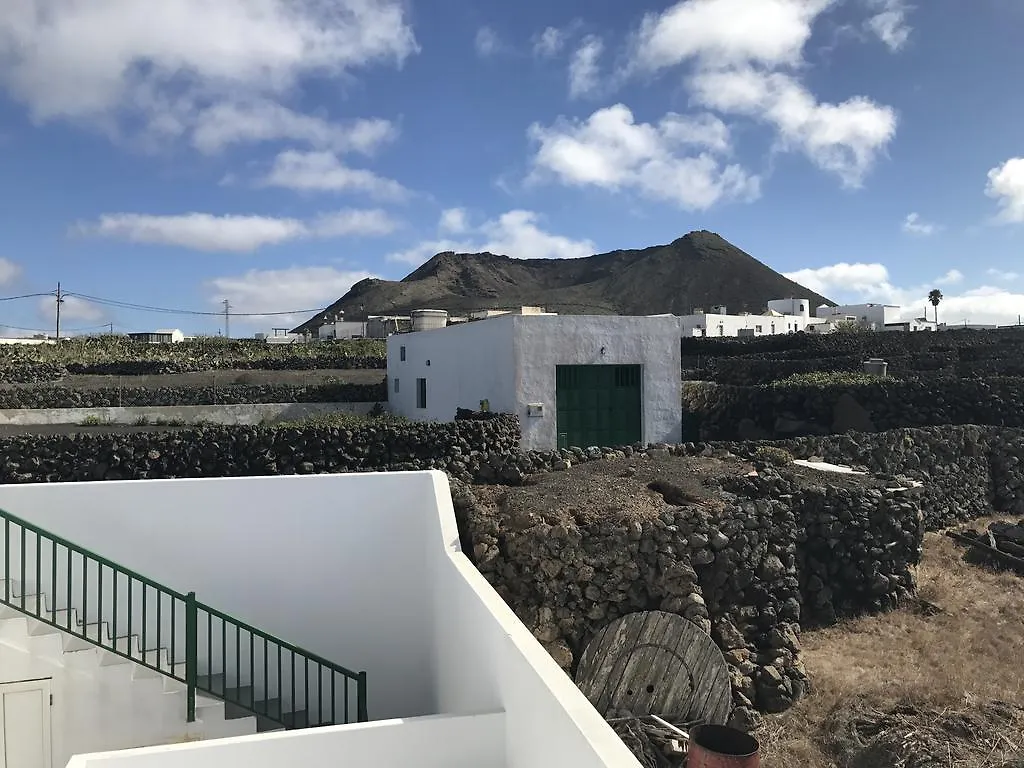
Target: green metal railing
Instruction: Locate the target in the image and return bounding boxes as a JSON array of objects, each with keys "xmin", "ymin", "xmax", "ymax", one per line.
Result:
[{"xmin": 0, "ymin": 508, "xmax": 367, "ymax": 728}]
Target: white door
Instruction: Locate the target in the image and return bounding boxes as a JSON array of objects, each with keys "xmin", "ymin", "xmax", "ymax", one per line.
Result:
[{"xmin": 0, "ymin": 679, "xmax": 52, "ymax": 768}]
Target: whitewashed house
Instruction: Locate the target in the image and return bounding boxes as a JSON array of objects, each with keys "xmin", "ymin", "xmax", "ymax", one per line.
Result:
[
  {"xmin": 815, "ymin": 303, "xmax": 901, "ymax": 330},
  {"xmin": 387, "ymin": 314, "xmax": 682, "ymax": 451},
  {"xmin": 678, "ymin": 299, "xmax": 815, "ymax": 338},
  {"xmin": 0, "ymin": 472, "xmax": 640, "ymax": 768},
  {"xmin": 126, "ymin": 330, "xmax": 185, "ymax": 344}
]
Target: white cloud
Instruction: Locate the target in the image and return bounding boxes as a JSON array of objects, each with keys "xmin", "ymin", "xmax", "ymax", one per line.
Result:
[
  {"xmin": 784, "ymin": 262, "xmax": 890, "ymax": 297},
  {"xmin": 206, "ymin": 266, "xmax": 376, "ymax": 321},
  {"xmin": 988, "ymin": 268, "xmax": 1020, "ymax": 282},
  {"xmin": 0, "ymin": 258, "xmax": 22, "ymax": 286},
  {"xmin": 626, "ymin": 0, "xmax": 834, "ymax": 73},
  {"xmin": 439, "ymin": 208, "xmax": 470, "ymax": 234},
  {"xmin": 388, "ymin": 209, "xmax": 595, "ymax": 266},
  {"xmin": 785, "ymin": 262, "xmax": 1024, "ymax": 326},
  {"xmin": 475, "ymin": 26, "xmax": 501, "ymax": 57},
  {"xmin": 902, "ymin": 212, "xmax": 935, "ymax": 236},
  {"xmin": 568, "ymin": 36, "xmax": 604, "ymax": 99},
  {"xmin": 78, "ymin": 209, "xmax": 399, "ymax": 253},
  {"xmin": 986, "ymin": 158, "xmax": 1024, "ymax": 223},
  {"xmin": 612, "ymin": 0, "xmax": 897, "ymax": 189},
  {"xmin": 259, "ymin": 150, "xmax": 407, "ymax": 199},
  {"xmin": 191, "ymin": 103, "xmax": 397, "ymax": 155},
  {"xmin": 310, "ymin": 209, "xmax": 400, "ymax": 238},
  {"xmin": 689, "ymin": 68, "xmax": 896, "ymax": 188},
  {"xmin": 865, "ymin": 0, "xmax": 912, "ymax": 51},
  {"xmin": 533, "ymin": 26, "xmax": 566, "ymax": 57},
  {"xmin": 0, "ymin": 0, "xmax": 417, "ymax": 148},
  {"xmin": 479, "ymin": 210, "xmax": 596, "ymax": 260},
  {"xmin": 527, "ymin": 104, "xmax": 759, "ymax": 210}
]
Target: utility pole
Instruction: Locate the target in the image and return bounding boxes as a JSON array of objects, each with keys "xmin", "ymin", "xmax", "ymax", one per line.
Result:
[
  {"xmin": 55, "ymin": 282, "xmax": 64, "ymax": 341},
  {"xmin": 222, "ymin": 298, "xmax": 231, "ymax": 338},
  {"xmin": 108, "ymin": 322, "xmax": 114, "ymax": 335}
]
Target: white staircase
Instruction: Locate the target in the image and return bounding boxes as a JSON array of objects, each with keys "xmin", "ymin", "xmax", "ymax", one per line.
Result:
[{"xmin": 0, "ymin": 579, "xmax": 258, "ymax": 760}]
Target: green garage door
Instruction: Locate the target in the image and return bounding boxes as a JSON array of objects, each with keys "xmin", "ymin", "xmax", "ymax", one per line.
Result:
[{"xmin": 556, "ymin": 365, "xmax": 642, "ymax": 449}]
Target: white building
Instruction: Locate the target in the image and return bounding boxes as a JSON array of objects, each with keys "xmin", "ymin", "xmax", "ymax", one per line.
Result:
[
  {"xmin": 318, "ymin": 321, "xmax": 367, "ymax": 339},
  {"xmin": 127, "ymin": 329, "xmax": 185, "ymax": 344},
  {"xmin": 387, "ymin": 314, "xmax": 682, "ymax": 451},
  {"xmin": 0, "ymin": 472, "xmax": 640, "ymax": 768},
  {"xmin": 679, "ymin": 299, "xmax": 814, "ymax": 337},
  {"xmin": 815, "ymin": 303, "xmax": 900, "ymax": 330}
]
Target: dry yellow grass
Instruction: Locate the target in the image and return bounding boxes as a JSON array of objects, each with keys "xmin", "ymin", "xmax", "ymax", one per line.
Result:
[{"xmin": 760, "ymin": 524, "xmax": 1024, "ymax": 767}]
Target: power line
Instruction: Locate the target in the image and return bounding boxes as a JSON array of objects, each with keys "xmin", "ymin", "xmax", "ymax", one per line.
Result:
[
  {"xmin": 61, "ymin": 291, "xmax": 325, "ymax": 317},
  {"xmin": 0, "ymin": 289, "xmax": 325, "ymax": 318},
  {"xmin": 0, "ymin": 291, "xmax": 57, "ymax": 302}
]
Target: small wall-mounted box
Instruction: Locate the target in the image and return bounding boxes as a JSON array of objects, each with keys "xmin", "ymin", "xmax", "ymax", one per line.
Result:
[{"xmin": 526, "ymin": 403, "xmax": 545, "ymax": 417}]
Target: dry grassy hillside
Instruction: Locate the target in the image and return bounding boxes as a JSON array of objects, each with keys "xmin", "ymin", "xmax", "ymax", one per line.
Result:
[{"xmin": 762, "ymin": 527, "xmax": 1024, "ymax": 767}]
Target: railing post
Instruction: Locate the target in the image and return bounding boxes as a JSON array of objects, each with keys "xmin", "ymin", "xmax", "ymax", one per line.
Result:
[
  {"xmin": 356, "ymin": 671, "xmax": 368, "ymax": 722},
  {"xmin": 185, "ymin": 591, "xmax": 197, "ymax": 723}
]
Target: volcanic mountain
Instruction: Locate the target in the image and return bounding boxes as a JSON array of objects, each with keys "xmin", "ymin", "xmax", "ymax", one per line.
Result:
[{"xmin": 291, "ymin": 230, "xmax": 832, "ymax": 333}]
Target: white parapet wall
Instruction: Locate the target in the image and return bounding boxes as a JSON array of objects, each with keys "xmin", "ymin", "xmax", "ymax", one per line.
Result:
[
  {"xmin": 0, "ymin": 401, "xmax": 376, "ymax": 426},
  {"xmin": 0, "ymin": 472, "xmax": 641, "ymax": 768},
  {"xmin": 66, "ymin": 713, "xmax": 507, "ymax": 768}
]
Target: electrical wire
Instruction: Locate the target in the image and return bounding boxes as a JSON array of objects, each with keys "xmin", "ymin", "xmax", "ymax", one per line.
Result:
[
  {"xmin": 0, "ymin": 289, "xmax": 325, "ymax": 318},
  {"xmin": 62, "ymin": 292, "xmax": 326, "ymax": 317},
  {"xmin": 0, "ymin": 292, "xmax": 57, "ymax": 302}
]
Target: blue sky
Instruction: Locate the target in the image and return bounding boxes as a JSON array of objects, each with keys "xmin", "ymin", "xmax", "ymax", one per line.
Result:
[{"xmin": 1, "ymin": 0, "xmax": 1023, "ymax": 336}]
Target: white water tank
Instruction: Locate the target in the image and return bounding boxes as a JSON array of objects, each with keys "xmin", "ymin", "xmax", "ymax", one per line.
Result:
[{"xmin": 410, "ymin": 309, "xmax": 449, "ymax": 332}]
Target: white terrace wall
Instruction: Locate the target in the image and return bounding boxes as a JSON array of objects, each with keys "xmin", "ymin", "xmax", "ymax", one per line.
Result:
[
  {"xmin": 0, "ymin": 474, "xmax": 439, "ymax": 722},
  {"xmin": 387, "ymin": 318, "xmax": 517, "ymax": 422},
  {"xmin": 67, "ymin": 713, "xmax": 507, "ymax": 768},
  {"xmin": 0, "ymin": 472, "xmax": 642, "ymax": 768}
]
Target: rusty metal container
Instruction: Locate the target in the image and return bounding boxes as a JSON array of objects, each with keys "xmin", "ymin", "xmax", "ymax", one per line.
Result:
[{"xmin": 687, "ymin": 724, "xmax": 761, "ymax": 768}]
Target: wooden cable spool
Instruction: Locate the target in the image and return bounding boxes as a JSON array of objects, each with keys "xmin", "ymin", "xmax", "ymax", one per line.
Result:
[{"xmin": 574, "ymin": 610, "xmax": 732, "ymax": 725}]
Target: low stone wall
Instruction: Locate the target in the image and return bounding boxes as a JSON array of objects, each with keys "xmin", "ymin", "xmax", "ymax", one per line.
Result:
[
  {"xmin": 0, "ymin": 415, "xmax": 521, "ymax": 483},
  {"xmin": 0, "ymin": 381, "xmax": 386, "ymax": 409},
  {"xmin": 682, "ymin": 377, "xmax": 1024, "ymax": 440},
  {"xmin": 0, "ymin": 401, "xmax": 376, "ymax": 427},
  {"xmin": 457, "ymin": 461, "xmax": 923, "ymax": 727},
  {"xmin": 681, "ymin": 328, "xmax": 1024, "ymax": 384}
]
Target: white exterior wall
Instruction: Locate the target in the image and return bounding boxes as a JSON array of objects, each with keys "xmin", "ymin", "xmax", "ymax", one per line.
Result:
[
  {"xmin": 512, "ymin": 315, "xmax": 681, "ymax": 451},
  {"xmin": 319, "ymin": 321, "xmax": 367, "ymax": 339},
  {"xmin": 0, "ymin": 472, "xmax": 640, "ymax": 768},
  {"xmin": 766, "ymin": 298, "xmax": 810, "ymax": 318},
  {"xmin": 0, "ymin": 631, "xmax": 253, "ymax": 767},
  {"xmin": 387, "ymin": 320, "xmax": 517, "ymax": 422},
  {"xmin": 816, "ymin": 303, "xmax": 900, "ymax": 328}
]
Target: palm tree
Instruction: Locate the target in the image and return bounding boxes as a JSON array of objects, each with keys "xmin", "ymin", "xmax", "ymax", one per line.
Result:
[{"xmin": 928, "ymin": 289, "xmax": 943, "ymax": 324}]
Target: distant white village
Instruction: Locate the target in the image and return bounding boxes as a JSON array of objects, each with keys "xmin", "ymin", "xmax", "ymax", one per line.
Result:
[{"xmin": 299, "ymin": 298, "xmax": 944, "ymax": 342}]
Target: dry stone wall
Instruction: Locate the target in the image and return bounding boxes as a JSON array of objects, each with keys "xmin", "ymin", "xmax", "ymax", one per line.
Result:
[
  {"xmin": 0, "ymin": 415, "xmax": 520, "ymax": 484},
  {"xmin": 455, "ymin": 462, "xmax": 923, "ymax": 728},
  {"xmin": 682, "ymin": 377, "xmax": 1024, "ymax": 441},
  {"xmin": 0, "ymin": 381, "xmax": 386, "ymax": 409}
]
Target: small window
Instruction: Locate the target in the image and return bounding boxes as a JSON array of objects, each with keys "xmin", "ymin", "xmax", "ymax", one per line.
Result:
[
  {"xmin": 394, "ymin": 378, "xmax": 400, "ymax": 394},
  {"xmin": 400, "ymin": 345, "xmax": 406, "ymax": 362},
  {"xmin": 755, "ymin": 325, "xmax": 762, "ymax": 333},
  {"xmin": 416, "ymin": 378, "xmax": 427, "ymax": 409}
]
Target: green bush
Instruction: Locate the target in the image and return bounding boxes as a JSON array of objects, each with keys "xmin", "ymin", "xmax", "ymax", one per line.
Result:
[
  {"xmin": 773, "ymin": 371, "xmax": 895, "ymax": 389},
  {"xmin": 753, "ymin": 446, "xmax": 795, "ymax": 466}
]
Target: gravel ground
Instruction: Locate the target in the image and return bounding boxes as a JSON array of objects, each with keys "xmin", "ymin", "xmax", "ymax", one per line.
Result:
[{"xmin": 0, "ymin": 368, "xmax": 385, "ymax": 390}]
